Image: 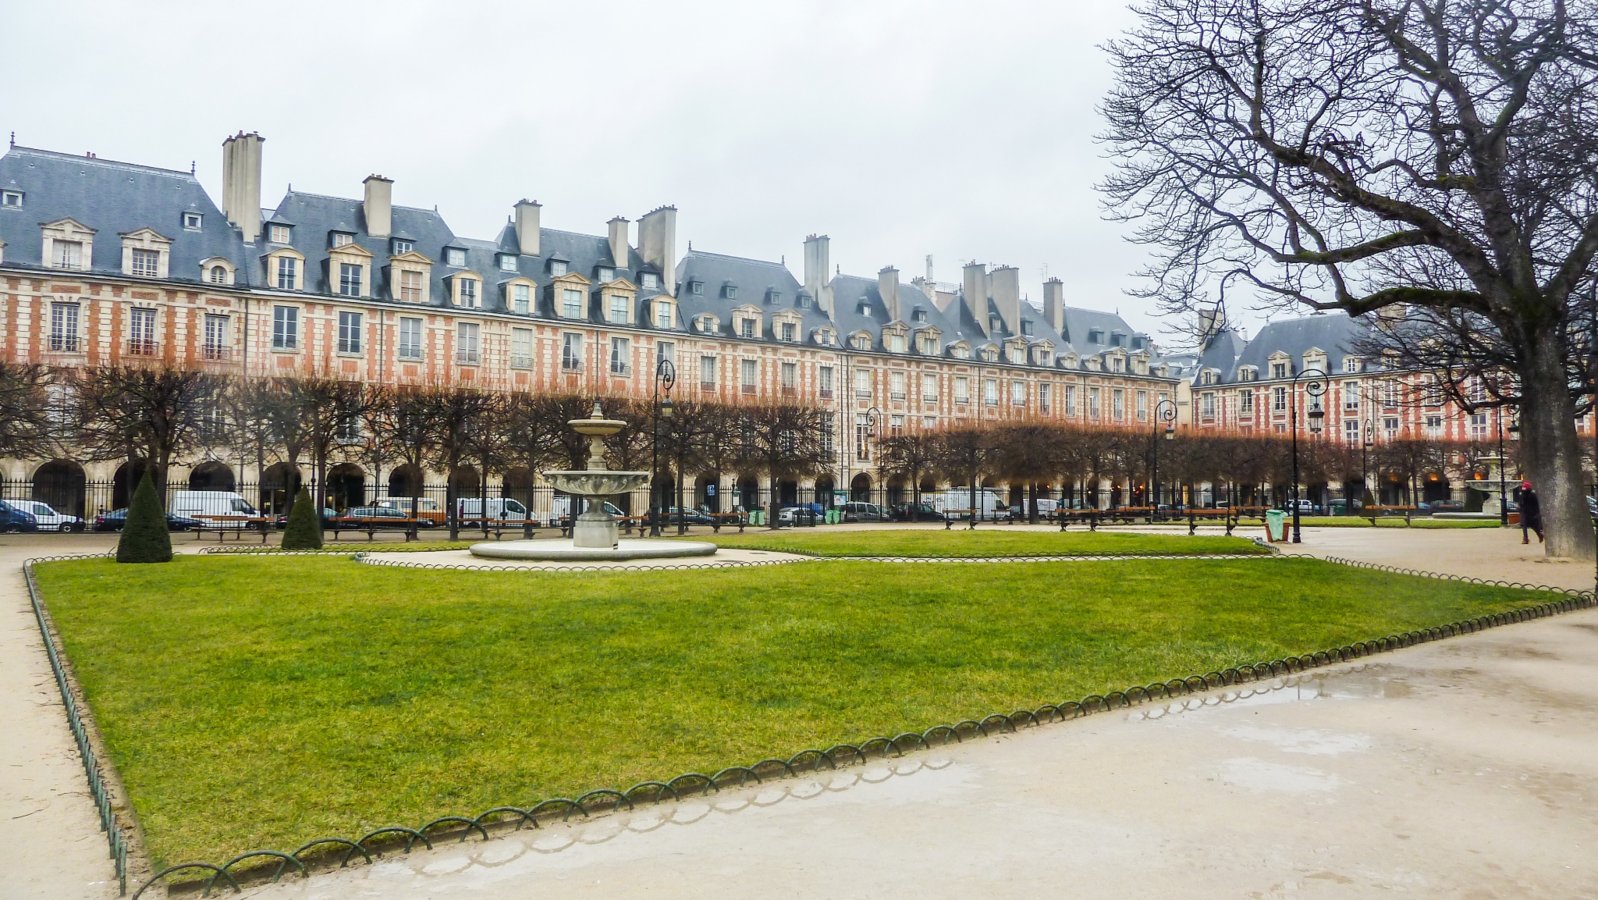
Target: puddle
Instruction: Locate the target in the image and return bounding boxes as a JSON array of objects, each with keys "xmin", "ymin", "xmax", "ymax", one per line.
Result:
[
  {"xmin": 1221, "ymin": 724, "xmax": 1372, "ymax": 756},
  {"xmin": 1216, "ymin": 757, "xmax": 1341, "ymax": 794},
  {"xmin": 1130, "ymin": 665, "xmax": 1409, "ymax": 723}
]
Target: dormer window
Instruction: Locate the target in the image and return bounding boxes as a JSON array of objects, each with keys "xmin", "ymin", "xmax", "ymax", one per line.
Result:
[
  {"xmin": 798, "ymin": 293, "xmax": 813, "ymax": 309},
  {"xmin": 766, "ymin": 289, "xmax": 781, "ymax": 305},
  {"xmin": 1021, "ymin": 321, "xmax": 1033, "ymax": 336},
  {"xmin": 1111, "ymin": 332, "xmax": 1125, "ymax": 347},
  {"xmin": 597, "ymin": 266, "xmax": 615, "ymax": 283},
  {"xmin": 331, "ymin": 232, "xmax": 354, "ymax": 248},
  {"xmin": 131, "ymin": 249, "xmax": 160, "ymax": 277},
  {"xmin": 989, "ymin": 316, "xmax": 1002, "ymax": 333},
  {"xmin": 458, "ymin": 277, "xmax": 480, "ymax": 308},
  {"xmin": 852, "ymin": 334, "xmax": 871, "ymax": 351},
  {"xmin": 119, "ymin": 227, "xmax": 170, "ymax": 279},
  {"xmin": 981, "ymin": 347, "xmax": 999, "ymax": 363},
  {"xmin": 739, "ymin": 318, "xmax": 756, "ymax": 339},
  {"xmin": 1132, "ymin": 336, "xmax": 1145, "ymax": 350},
  {"xmin": 499, "ymin": 254, "xmax": 519, "ymax": 273},
  {"xmin": 689, "ymin": 279, "xmax": 703, "ymax": 295},
  {"xmin": 1088, "ymin": 329, "xmax": 1103, "ymax": 343},
  {"xmin": 912, "ymin": 308, "xmax": 927, "ymax": 323},
  {"xmin": 1344, "ymin": 357, "xmax": 1362, "ymax": 373},
  {"xmin": 724, "ymin": 284, "xmax": 738, "ymax": 300},
  {"xmin": 550, "ymin": 259, "xmax": 568, "ymax": 276},
  {"xmin": 269, "ymin": 224, "xmax": 291, "ymax": 244},
  {"xmin": 392, "ymin": 239, "xmax": 413, "ymax": 255},
  {"xmin": 780, "ymin": 321, "xmax": 797, "ymax": 342},
  {"xmin": 641, "ymin": 272, "xmax": 659, "ymax": 289},
  {"xmin": 951, "ymin": 344, "xmax": 970, "ymax": 360},
  {"xmin": 887, "ymin": 332, "xmax": 907, "ymax": 352},
  {"xmin": 182, "ymin": 212, "xmax": 203, "ymax": 231},
  {"xmin": 858, "ymin": 302, "xmax": 872, "ymax": 317},
  {"xmin": 209, "ymin": 265, "xmax": 227, "ymax": 284},
  {"xmin": 608, "ymin": 294, "xmax": 629, "ymax": 324},
  {"xmin": 654, "ymin": 299, "xmax": 674, "ymax": 329},
  {"xmin": 446, "ymin": 247, "xmax": 466, "ymax": 267},
  {"xmin": 1, "ymin": 190, "xmax": 23, "ymax": 208}
]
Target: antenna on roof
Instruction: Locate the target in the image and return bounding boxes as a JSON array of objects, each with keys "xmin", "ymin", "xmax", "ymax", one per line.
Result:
[
  {"xmin": 190, "ymin": 160, "xmax": 196, "ymax": 175},
  {"xmin": 8, "ymin": 132, "xmax": 14, "ymax": 148},
  {"xmin": 780, "ymin": 254, "xmax": 785, "ymax": 265}
]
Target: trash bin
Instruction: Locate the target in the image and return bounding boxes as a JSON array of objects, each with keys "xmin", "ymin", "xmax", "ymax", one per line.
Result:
[
  {"xmin": 825, "ymin": 509, "xmax": 841, "ymax": 525},
  {"xmin": 1265, "ymin": 509, "xmax": 1287, "ymax": 542},
  {"xmin": 749, "ymin": 509, "xmax": 765, "ymax": 526}
]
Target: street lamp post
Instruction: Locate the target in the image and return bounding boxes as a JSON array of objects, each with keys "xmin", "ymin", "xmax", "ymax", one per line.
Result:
[
  {"xmin": 862, "ymin": 405, "xmax": 880, "ymax": 507},
  {"xmin": 1361, "ymin": 420, "xmax": 1374, "ymax": 513},
  {"xmin": 1290, "ymin": 367, "xmax": 1328, "ymax": 544},
  {"xmin": 1151, "ymin": 398, "xmax": 1177, "ymax": 520},
  {"xmin": 649, "ymin": 357, "xmax": 676, "ymax": 537},
  {"xmin": 1496, "ymin": 409, "xmax": 1510, "ymax": 527}
]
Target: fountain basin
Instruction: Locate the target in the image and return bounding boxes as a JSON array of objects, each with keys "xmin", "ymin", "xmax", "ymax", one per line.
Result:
[
  {"xmin": 544, "ymin": 470, "xmax": 649, "ymax": 497},
  {"xmin": 469, "ymin": 539, "xmax": 718, "ymax": 562}
]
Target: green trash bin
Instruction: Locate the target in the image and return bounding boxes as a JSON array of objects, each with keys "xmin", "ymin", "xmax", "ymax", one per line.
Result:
[
  {"xmin": 749, "ymin": 509, "xmax": 765, "ymax": 526},
  {"xmin": 825, "ymin": 509, "xmax": 842, "ymax": 525},
  {"xmin": 1265, "ymin": 509, "xmax": 1287, "ymax": 542}
]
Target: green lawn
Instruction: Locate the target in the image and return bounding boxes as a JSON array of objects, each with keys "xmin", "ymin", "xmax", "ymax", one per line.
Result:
[
  {"xmin": 689, "ymin": 528, "xmax": 1267, "ymax": 557},
  {"xmin": 36, "ymin": 555, "xmax": 1552, "ymax": 867}
]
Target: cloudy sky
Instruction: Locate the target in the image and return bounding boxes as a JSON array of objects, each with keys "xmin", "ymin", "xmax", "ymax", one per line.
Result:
[{"xmin": 1, "ymin": 0, "xmax": 1226, "ymax": 341}]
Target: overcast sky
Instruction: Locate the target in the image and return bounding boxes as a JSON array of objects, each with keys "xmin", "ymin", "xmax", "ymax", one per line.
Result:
[{"xmin": 0, "ymin": 0, "xmax": 1230, "ymax": 342}]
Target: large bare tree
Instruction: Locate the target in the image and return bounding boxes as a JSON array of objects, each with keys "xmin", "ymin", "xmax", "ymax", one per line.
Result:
[
  {"xmin": 70, "ymin": 364, "xmax": 222, "ymax": 492},
  {"xmin": 1101, "ymin": 0, "xmax": 1598, "ymax": 558},
  {"xmin": 0, "ymin": 361, "xmax": 57, "ymax": 461}
]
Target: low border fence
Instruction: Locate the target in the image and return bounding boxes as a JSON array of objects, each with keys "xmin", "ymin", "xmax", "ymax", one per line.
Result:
[{"xmin": 19, "ymin": 552, "xmax": 1595, "ymax": 897}]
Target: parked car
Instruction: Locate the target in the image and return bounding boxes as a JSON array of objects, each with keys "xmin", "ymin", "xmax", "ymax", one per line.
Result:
[
  {"xmin": 664, "ymin": 507, "xmax": 716, "ymax": 525},
  {"xmin": 777, "ymin": 505, "xmax": 821, "ymax": 526},
  {"xmin": 272, "ymin": 507, "xmax": 337, "ymax": 529},
  {"xmin": 92, "ymin": 508, "xmax": 203, "ymax": 532},
  {"xmin": 375, "ymin": 496, "xmax": 446, "ymax": 526},
  {"xmin": 169, "ymin": 490, "xmax": 259, "ymax": 528},
  {"xmin": 0, "ymin": 499, "xmax": 41, "ymax": 533},
  {"xmin": 11, "ymin": 500, "xmax": 84, "ymax": 532},
  {"xmin": 890, "ymin": 501, "xmax": 948, "ymax": 522},
  {"xmin": 333, "ymin": 506, "xmax": 435, "ymax": 529},
  {"xmin": 1430, "ymin": 499, "xmax": 1465, "ymax": 512},
  {"xmin": 837, "ymin": 501, "xmax": 891, "ymax": 522},
  {"xmin": 1282, "ymin": 499, "xmax": 1318, "ymax": 514}
]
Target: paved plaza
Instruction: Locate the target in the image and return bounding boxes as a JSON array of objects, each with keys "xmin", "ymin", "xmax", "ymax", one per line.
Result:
[{"xmin": 1, "ymin": 527, "xmax": 1595, "ymax": 899}]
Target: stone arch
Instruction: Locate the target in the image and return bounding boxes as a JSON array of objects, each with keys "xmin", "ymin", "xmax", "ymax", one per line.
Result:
[
  {"xmin": 735, "ymin": 473, "xmax": 761, "ymax": 512},
  {"xmin": 187, "ymin": 461, "xmax": 235, "ymax": 491},
  {"xmin": 259, "ymin": 463, "xmax": 301, "ymax": 515},
  {"xmin": 695, "ymin": 473, "xmax": 720, "ymax": 512},
  {"xmin": 850, "ymin": 472, "xmax": 872, "ymax": 502},
  {"xmin": 111, "ymin": 459, "xmax": 153, "ymax": 510},
  {"xmin": 886, "ymin": 476, "xmax": 907, "ymax": 507},
  {"xmin": 32, "ymin": 459, "xmax": 87, "ymax": 519},
  {"xmin": 813, "ymin": 475, "xmax": 835, "ymax": 508},
  {"xmin": 387, "ymin": 463, "xmax": 425, "ymax": 499},
  {"xmin": 327, "ymin": 463, "xmax": 366, "ymax": 511}
]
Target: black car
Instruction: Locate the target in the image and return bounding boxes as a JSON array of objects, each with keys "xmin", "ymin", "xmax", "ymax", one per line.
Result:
[
  {"xmin": 332, "ymin": 506, "xmax": 434, "ymax": 529},
  {"xmin": 0, "ymin": 499, "xmax": 41, "ymax": 533},
  {"xmin": 664, "ymin": 507, "xmax": 716, "ymax": 526},
  {"xmin": 272, "ymin": 507, "xmax": 338, "ymax": 529},
  {"xmin": 92, "ymin": 508, "xmax": 204, "ymax": 532},
  {"xmin": 890, "ymin": 502, "xmax": 948, "ymax": 522}
]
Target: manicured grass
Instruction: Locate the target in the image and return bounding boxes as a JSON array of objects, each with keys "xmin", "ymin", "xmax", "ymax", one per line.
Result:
[
  {"xmin": 36, "ymin": 555, "xmax": 1553, "ymax": 867},
  {"xmin": 691, "ymin": 528, "xmax": 1267, "ymax": 557}
]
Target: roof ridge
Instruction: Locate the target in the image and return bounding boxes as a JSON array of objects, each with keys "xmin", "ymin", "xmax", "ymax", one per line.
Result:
[
  {"xmin": 9, "ymin": 146, "xmax": 197, "ymax": 180},
  {"xmin": 284, "ymin": 189, "xmax": 357, "ymax": 203},
  {"xmin": 540, "ymin": 226, "xmax": 606, "ymax": 240},
  {"xmin": 688, "ymin": 248, "xmax": 788, "ymax": 267}
]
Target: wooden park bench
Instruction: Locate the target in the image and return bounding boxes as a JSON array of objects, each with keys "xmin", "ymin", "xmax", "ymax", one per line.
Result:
[
  {"xmin": 1358, "ymin": 505, "xmax": 1417, "ymax": 526},
  {"xmin": 191, "ymin": 515, "xmax": 273, "ymax": 544}
]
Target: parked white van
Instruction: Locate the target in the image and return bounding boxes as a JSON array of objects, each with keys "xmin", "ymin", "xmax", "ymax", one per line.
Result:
[
  {"xmin": 169, "ymin": 491, "xmax": 259, "ymax": 528},
  {"xmin": 930, "ymin": 488, "xmax": 1008, "ymax": 521},
  {"xmin": 13, "ymin": 500, "xmax": 84, "ymax": 532},
  {"xmin": 455, "ymin": 497, "xmax": 528, "ymax": 524},
  {"xmin": 548, "ymin": 494, "xmax": 626, "ymax": 526}
]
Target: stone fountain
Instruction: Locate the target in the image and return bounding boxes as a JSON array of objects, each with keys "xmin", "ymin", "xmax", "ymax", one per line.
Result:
[
  {"xmin": 1436, "ymin": 455, "xmax": 1513, "ymax": 521},
  {"xmin": 469, "ymin": 402, "xmax": 716, "ymax": 561}
]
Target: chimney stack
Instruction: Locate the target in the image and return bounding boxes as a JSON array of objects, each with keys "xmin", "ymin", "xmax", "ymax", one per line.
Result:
[
  {"xmin": 1196, "ymin": 304, "xmax": 1221, "ymax": 342},
  {"xmin": 221, "ymin": 131, "xmax": 264, "ymax": 244},
  {"xmin": 362, "ymin": 175, "xmax": 392, "ymax": 238},
  {"xmin": 878, "ymin": 265, "xmax": 900, "ymax": 323},
  {"xmin": 990, "ymin": 265, "xmax": 1021, "ymax": 333},
  {"xmin": 803, "ymin": 234, "xmax": 834, "ymax": 318},
  {"xmin": 1043, "ymin": 277, "xmax": 1066, "ymax": 335},
  {"xmin": 961, "ymin": 261, "xmax": 988, "ymax": 337},
  {"xmin": 638, "ymin": 205, "xmax": 678, "ymax": 295},
  {"xmin": 607, "ymin": 216, "xmax": 630, "ymax": 271},
  {"xmin": 514, "ymin": 199, "xmax": 541, "ymax": 257}
]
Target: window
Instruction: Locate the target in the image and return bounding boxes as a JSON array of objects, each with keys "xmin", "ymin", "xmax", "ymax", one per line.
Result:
[
  {"xmin": 855, "ymin": 369, "xmax": 872, "ymax": 399},
  {"xmin": 656, "ymin": 340, "xmax": 674, "ymax": 366},
  {"xmin": 1135, "ymin": 390, "xmax": 1147, "ymax": 420},
  {"xmin": 642, "ymin": 272, "xmax": 659, "ymax": 289},
  {"xmin": 608, "ymin": 337, "xmax": 630, "ymax": 375},
  {"xmin": 49, "ymin": 302, "xmax": 79, "ymax": 352},
  {"xmin": 1240, "ymin": 390, "xmax": 1254, "ymax": 413},
  {"xmin": 208, "ymin": 265, "xmax": 228, "ymax": 284},
  {"xmin": 1272, "ymin": 386, "xmax": 1287, "ymax": 412},
  {"xmin": 183, "ymin": 212, "xmax": 203, "ymax": 231},
  {"xmin": 1343, "ymin": 382, "xmax": 1360, "ymax": 410},
  {"xmin": 337, "ymin": 413, "xmax": 362, "ymax": 444},
  {"xmin": 983, "ymin": 378, "xmax": 998, "ymax": 406},
  {"xmin": 338, "ymin": 262, "xmax": 363, "ymax": 297},
  {"xmin": 781, "ymin": 321, "xmax": 797, "ymax": 342},
  {"xmin": 1011, "ymin": 380, "xmax": 1026, "ymax": 406},
  {"xmin": 1064, "ymin": 384, "xmax": 1076, "ymax": 416},
  {"xmin": 890, "ymin": 371, "xmax": 906, "ymax": 401},
  {"xmin": 852, "ymin": 333, "xmax": 871, "ymax": 350},
  {"xmin": 923, "ymin": 374, "xmax": 938, "ymax": 403},
  {"xmin": 128, "ymin": 307, "xmax": 157, "ymax": 355},
  {"xmin": 1343, "ymin": 420, "xmax": 1360, "ymax": 443},
  {"xmin": 855, "ymin": 414, "xmax": 873, "ymax": 461},
  {"xmin": 275, "ymin": 256, "xmax": 298, "ymax": 290},
  {"xmin": 550, "ymin": 259, "xmax": 568, "ymax": 276},
  {"xmin": 819, "ymin": 365, "xmax": 834, "ymax": 398},
  {"xmin": 597, "ymin": 266, "xmax": 615, "ymax": 283},
  {"xmin": 1112, "ymin": 388, "xmax": 1126, "ymax": 419},
  {"xmin": 1344, "ymin": 357, "xmax": 1361, "ymax": 373},
  {"xmin": 1383, "ymin": 379, "xmax": 1399, "ymax": 407},
  {"xmin": 269, "ymin": 224, "xmax": 291, "ymax": 243},
  {"xmin": 52, "ymin": 240, "xmax": 83, "ymax": 269},
  {"xmin": 1271, "ymin": 361, "xmax": 1288, "ymax": 379},
  {"xmin": 954, "ymin": 377, "xmax": 970, "ymax": 404},
  {"xmin": 654, "ymin": 300, "xmax": 673, "ymax": 329},
  {"xmin": 561, "ymin": 334, "xmax": 583, "ymax": 371},
  {"xmin": 741, "ymin": 358, "xmax": 758, "ymax": 393},
  {"xmin": 456, "ymin": 322, "xmax": 481, "ymax": 364},
  {"xmin": 446, "ymin": 247, "xmax": 466, "ymax": 266},
  {"xmin": 1200, "ymin": 392, "xmax": 1215, "ymax": 419},
  {"xmin": 459, "ymin": 278, "xmax": 479, "ymax": 308},
  {"xmin": 740, "ymin": 318, "xmax": 756, "ymax": 339},
  {"xmin": 499, "ymin": 255, "xmax": 518, "ymax": 272},
  {"xmin": 608, "ymin": 295, "xmax": 628, "ymax": 324},
  {"xmin": 203, "ymin": 313, "xmax": 228, "ymax": 359},
  {"xmin": 511, "ymin": 283, "xmax": 531, "ymax": 313},
  {"xmin": 400, "ymin": 269, "xmax": 424, "ymax": 303},
  {"xmin": 1088, "ymin": 386, "xmax": 1101, "ymax": 418},
  {"xmin": 890, "ymin": 414, "xmax": 904, "ymax": 438},
  {"xmin": 1426, "ymin": 414, "xmax": 1444, "ymax": 438},
  {"xmin": 917, "ymin": 333, "xmax": 937, "ymax": 355},
  {"xmin": 331, "ymin": 232, "xmax": 353, "ymax": 248},
  {"xmin": 510, "ymin": 327, "xmax": 533, "ymax": 368},
  {"xmin": 1008, "ymin": 345, "xmax": 1025, "ymax": 364},
  {"xmin": 781, "ymin": 361, "xmax": 797, "ymax": 391},
  {"xmin": 700, "ymin": 355, "xmax": 717, "ymax": 389},
  {"xmin": 272, "ymin": 306, "xmax": 298, "ymax": 350},
  {"xmin": 725, "ymin": 285, "xmax": 738, "ymax": 300},
  {"xmin": 337, "ymin": 310, "xmax": 363, "ymax": 354},
  {"xmin": 398, "ymin": 317, "xmax": 424, "ymax": 360},
  {"xmin": 888, "ymin": 332, "xmax": 907, "ymax": 353},
  {"xmin": 1, "ymin": 190, "xmax": 22, "ymax": 208},
  {"xmin": 1040, "ymin": 382, "xmax": 1053, "ymax": 412},
  {"xmin": 1110, "ymin": 356, "xmax": 1125, "ymax": 373},
  {"xmin": 1384, "ymin": 416, "xmax": 1400, "ymax": 437},
  {"xmin": 393, "ymin": 239, "xmax": 413, "ymax": 255},
  {"xmin": 990, "ymin": 316, "xmax": 1003, "ymax": 333},
  {"xmin": 1468, "ymin": 412, "xmax": 1487, "ymax": 440},
  {"xmin": 562, "ymin": 288, "xmax": 583, "ymax": 318},
  {"xmin": 689, "ymin": 279, "xmax": 702, "ymax": 294}
]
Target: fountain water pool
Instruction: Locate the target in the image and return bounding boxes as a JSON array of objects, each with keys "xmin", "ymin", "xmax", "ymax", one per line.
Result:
[
  {"xmin": 468, "ymin": 402, "xmax": 716, "ymax": 562},
  {"xmin": 1434, "ymin": 455, "xmax": 1513, "ymax": 521}
]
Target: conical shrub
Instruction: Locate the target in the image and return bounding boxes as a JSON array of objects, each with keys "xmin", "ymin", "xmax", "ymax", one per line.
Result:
[
  {"xmin": 281, "ymin": 486, "xmax": 323, "ymax": 550},
  {"xmin": 117, "ymin": 469, "xmax": 172, "ymax": 563}
]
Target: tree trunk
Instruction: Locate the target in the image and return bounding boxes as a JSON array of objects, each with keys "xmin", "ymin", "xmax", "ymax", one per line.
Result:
[{"xmin": 1520, "ymin": 334, "xmax": 1596, "ymax": 561}]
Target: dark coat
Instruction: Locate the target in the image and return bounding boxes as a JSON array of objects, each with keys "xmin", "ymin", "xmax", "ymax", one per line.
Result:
[{"xmin": 1520, "ymin": 488, "xmax": 1542, "ymax": 530}]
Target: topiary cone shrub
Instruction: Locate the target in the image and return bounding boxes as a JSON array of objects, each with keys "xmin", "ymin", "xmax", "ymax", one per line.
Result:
[
  {"xmin": 117, "ymin": 469, "xmax": 173, "ymax": 563},
  {"xmin": 281, "ymin": 486, "xmax": 324, "ymax": 550}
]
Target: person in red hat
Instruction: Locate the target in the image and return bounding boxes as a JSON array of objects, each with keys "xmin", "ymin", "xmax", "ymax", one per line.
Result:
[{"xmin": 1515, "ymin": 480, "xmax": 1544, "ymax": 544}]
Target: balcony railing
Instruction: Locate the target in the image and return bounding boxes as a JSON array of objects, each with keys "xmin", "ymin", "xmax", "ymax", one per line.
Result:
[
  {"xmin": 741, "ymin": 384, "xmax": 756, "ymax": 394},
  {"xmin": 510, "ymin": 355, "xmax": 533, "ymax": 369},
  {"xmin": 819, "ymin": 388, "xmax": 834, "ymax": 399},
  {"xmin": 610, "ymin": 364, "xmax": 631, "ymax": 376},
  {"xmin": 398, "ymin": 348, "xmax": 424, "ymax": 361},
  {"xmin": 202, "ymin": 345, "xmax": 232, "ymax": 361},
  {"xmin": 561, "ymin": 359, "xmax": 583, "ymax": 372},
  {"xmin": 457, "ymin": 350, "xmax": 481, "ymax": 365},
  {"xmin": 48, "ymin": 335, "xmax": 81, "ymax": 352},
  {"xmin": 700, "ymin": 381, "xmax": 716, "ymax": 392}
]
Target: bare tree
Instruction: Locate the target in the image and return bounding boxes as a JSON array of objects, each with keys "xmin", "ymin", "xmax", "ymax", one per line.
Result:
[
  {"xmin": 1101, "ymin": 0, "xmax": 1598, "ymax": 558},
  {"xmin": 738, "ymin": 402, "xmax": 833, "ymax": 529},
  {"xmin": 0, "ymin": 361, "xmax": 57, "ymax": 461},
  {"xmin": 69, "ymin": 364, "xmax": 221, "ymax": 493},
  {"xmin": 876, "ymin": 429, "xmax": 943, "ymax": 511},
  {"xmin": 935, "ymin": 426, "xmax": 998, "ymax": 528},
  {"xmin": 423, "ymin": 384, "xmax": 498, "ymax": 540}
]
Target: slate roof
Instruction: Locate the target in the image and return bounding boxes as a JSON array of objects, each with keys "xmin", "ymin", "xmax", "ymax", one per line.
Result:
[
  {"xmin": 1221, "ymin": 315, "xmax": 1371, "ymax": 383},
  {"xmin": 0, "ymin": 147, "xmax": 245, "ymax": 282}
]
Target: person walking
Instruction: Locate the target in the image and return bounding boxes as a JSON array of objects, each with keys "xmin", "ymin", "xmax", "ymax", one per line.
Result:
[{"xmin": 1517, "ymin": 480, "xmax": 1544, "ymax": 544}]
